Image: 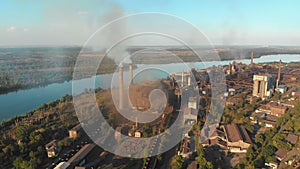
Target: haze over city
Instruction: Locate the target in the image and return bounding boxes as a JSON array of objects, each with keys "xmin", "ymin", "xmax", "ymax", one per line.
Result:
[{"xmin": 1, "ymin": 0, "xmax": 300, "ymax": 46}]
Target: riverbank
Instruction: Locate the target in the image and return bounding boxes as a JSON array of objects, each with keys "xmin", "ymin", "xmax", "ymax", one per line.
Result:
[
  {"xmin": 1, "ymin": 54, "xmax": 300, "ymax": 122},
  {"xmin": 2, "ymin": 46, "xmax": 300, "ymax": 95}
]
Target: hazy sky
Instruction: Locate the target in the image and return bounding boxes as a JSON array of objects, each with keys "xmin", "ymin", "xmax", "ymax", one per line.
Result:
[{"xmin": 1, "ymin": 0, "xmax": 300, "ymax": 46}]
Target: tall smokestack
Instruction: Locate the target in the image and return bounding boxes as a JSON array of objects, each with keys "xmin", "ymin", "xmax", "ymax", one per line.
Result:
[
  {"xmin": 276, "ymin": 59, "xmax": 282, "ymax": 88},
  {"xmin": 135, "ymin": 116, "xmax": 138, "ymax": 128},
  {"xmin": 129, "ymin": 63, "xmax": 133, "ymax": 84},
  {"xmin": 119, "ymin": 66, "xmax": 124, "ymax": 110},
  {"xmin": 181, "ymin": 71, "xmax": 184, "ymax": 87},
  {"xmin": 250, "ymin": 52, "xmax": 254, "ymax": 67}
]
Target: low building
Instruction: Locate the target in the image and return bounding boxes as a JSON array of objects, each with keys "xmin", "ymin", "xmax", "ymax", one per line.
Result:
[
  {"xmin": 222, "ymin": 124, "xmax": 252, "ymax": 153},
  {"xmin": 276, "ymin": 85, "xmax": 288, "ymax": 94},
  {"xmin": 68, "ymin": 144, "xmax": 96, "ymax": 167},
  {"xmin": 250, "ymin": 112, "xmax": 266, "ymax": 124},
  {"xmin": 270, "ymin": 103, "xmax": 287, "ymax": 117},
  {"xmin": 228, "ymin": 88, "xmax": 236, "ymax": 96},
  {"xmin": 262, "ymin": 115, "xmax": 278, "ymax": 128},
  {"xmin": 134, "ymin": 131, "xmax": 141, "ymax": 138},
  {"xmin": 274, "ymin": 148, "xmax": 289, "ymax": 161},
  {"xmin": 286, "ymin": 133, "xmax": 298, "ymax": 145},
  {"xmin": 201, "ymin": 128, "xmax": 227, "ymax": 151},
  {"xmin": 226, "ymin": 97, "xmax": 242, "ymax": 106},
  {"xmin": 45, "ymin": 140, "xmax": 59, "ymax": 158},
  {"xmin": 69, "ymin": 124, "xmax": 82, "ymax": 139},
  {"xmin": 263, "ymin": 119, "xmax": 276, "ymax": 128},
  {"xmin": 292, "ymin": 91, "xmax": 300, "ymax": 97}
]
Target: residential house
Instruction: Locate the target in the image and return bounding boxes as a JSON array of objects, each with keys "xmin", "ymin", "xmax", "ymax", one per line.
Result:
[
  {"xmin": 45, "ymin": 140, "xmax": 59, "ymax": 158},
  {"xmin": 69, "ymin": 124, "xmax": 82, "ymax": 139},
  {"xmin": 274, "ymin": 148, "xmax": 289, "ymax": 161}
]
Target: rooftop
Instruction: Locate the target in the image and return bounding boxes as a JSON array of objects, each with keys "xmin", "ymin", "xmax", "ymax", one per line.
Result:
[
  {"xmin": 286, "ymin": 133, "xmax": 298, "ymax": 144},
  {"xmin": 45, "ymin": 140, "xmax": 57, "ymax": 149},
  {"xmin": 70, "ymin": 124, "xmax": 82, "ymax": 132},
  {"xmin": 275, "ymin": 148, "xmax": 289, "ymax": 160},
  {"xmin": 223, "ymin": 124, "xmax": 252, "ymax": 144},
  {"xmin": 68, "ymin": 144, "xmax": 95, "ymax": 165}
]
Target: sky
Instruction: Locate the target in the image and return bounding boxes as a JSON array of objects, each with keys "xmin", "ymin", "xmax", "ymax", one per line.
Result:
[{"xmin": 1, "ymin": 0, "xmax": 300, "ymax": 46}]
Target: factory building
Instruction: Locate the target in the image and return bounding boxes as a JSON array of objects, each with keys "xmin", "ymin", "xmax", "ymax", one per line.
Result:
[{"xmin": 252, "ymin": 74, "xmax": 274, "ymax": 99}]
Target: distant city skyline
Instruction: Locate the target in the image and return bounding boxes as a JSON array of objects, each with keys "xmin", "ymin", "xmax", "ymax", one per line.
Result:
[{"xmin": 1, "ymin": 0, "xmax": 300, "ymax": 46}]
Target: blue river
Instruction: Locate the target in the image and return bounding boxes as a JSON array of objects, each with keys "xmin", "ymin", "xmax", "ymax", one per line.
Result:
[{"xmin": 0, "ymin": 54, "xmax": 300, "ymax": 121}]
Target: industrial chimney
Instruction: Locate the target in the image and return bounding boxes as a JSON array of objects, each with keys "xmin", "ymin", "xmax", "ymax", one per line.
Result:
[
  {"xmin": 250, "ymin": 52, "xmax": 254, "ymax": 67},
  {"xmin": 187, "ymin": 75, "xmax": 191, "ymax": 86},
  {"xmin": 276, "ymin": 59, "xmax": 282, "ymax": 88},
  {"xmin": 181, "ymin": 71, "xmax": 184, "ymax": 87},
  {"xmin": 119, "ymin": 66, "xmax": 124, "ymax": 110},
  {"xmin": 129, "ymin": 63, "xmax": 133, "ymax": 84}
]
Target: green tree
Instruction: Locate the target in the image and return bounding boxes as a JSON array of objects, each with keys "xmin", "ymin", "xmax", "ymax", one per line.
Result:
[
  {"xmin": 14, "ymin": 126, "xmax": 30, "ymax": 143},
  {"xmin": 196, "ymin": 146, "xmax": 213, "ymax": 169},
  {"xmin": 13, "ymin": 157, "xmax": 31, "ymax": 169},
  {"xmin": 171, "ymin": 155, "xmax": 186, "ymax": 169},
  {"xmin": 262, "ymin": 145, "xmax": 277, "ymax": 158}
]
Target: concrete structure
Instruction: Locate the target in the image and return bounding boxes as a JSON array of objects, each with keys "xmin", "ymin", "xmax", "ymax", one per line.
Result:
[
  {"xmin": 263, "ymin": 119, "xmax": 276, "ymax": 128},
  {"xmin": 45, "ymin": 140, "xmax": 59, "ymax": 158},
  {"xmin": 171, "ymin": 71, "xmax": 190, "ymax": 87},
  {"xmin": 129, "ymin": 63, "xmax": 133, "ymax": 84},
  {"xmin": 134, "ymin": 131, "xmax": 141, "ymax": 138},
  {"xmin": 119, "ymin": 66, "xmax": 124, "ymax": 110},
  {"xmin": 69, "ymin": 124, "xmax": 82, "ymax": 139},
  {"xmin": 222, "ymin": 124, "xmax": 252, "ymax": 153},
  {"xmin": 54, "ymin": 162, "xmax": 70, "ymax": 169},
  {"xmin": 188, "ymin": 97, "xmax": 198, "ymax": 110},
  {"xmin": 276, "ymin": 60, "xmax": 282, "ymax": 88},
  {"xmin": 68, "ymin": 144, "xmax": 96, "ymax": 167},
  {"xmin": 250, "ymin": 51, "xmax": 254, "ymax": 67},
  {"xmin": 181, "ymin": 71, "xmax": 184, "ymax": 87},
  {"xmin": 252, "ymin": 75, "xmax": 273, "ymax": 99},
  {"xmin": 276, "ymin": 85, "xmax": 287, "ymax": 94},
  {"xmin": 202, "ymin": 128, "xmax": 227, "ymax": 150},
  {"xmin": 270, "ymin": 103, "xmax": 287, "ymax": 117},
  {"xmin": 250, "ymin": 112, "xmax": 266, "ymax": 124},
  {"xmin": 203, "ymin": 124, "xmax": 252, "ymax": 153}
]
